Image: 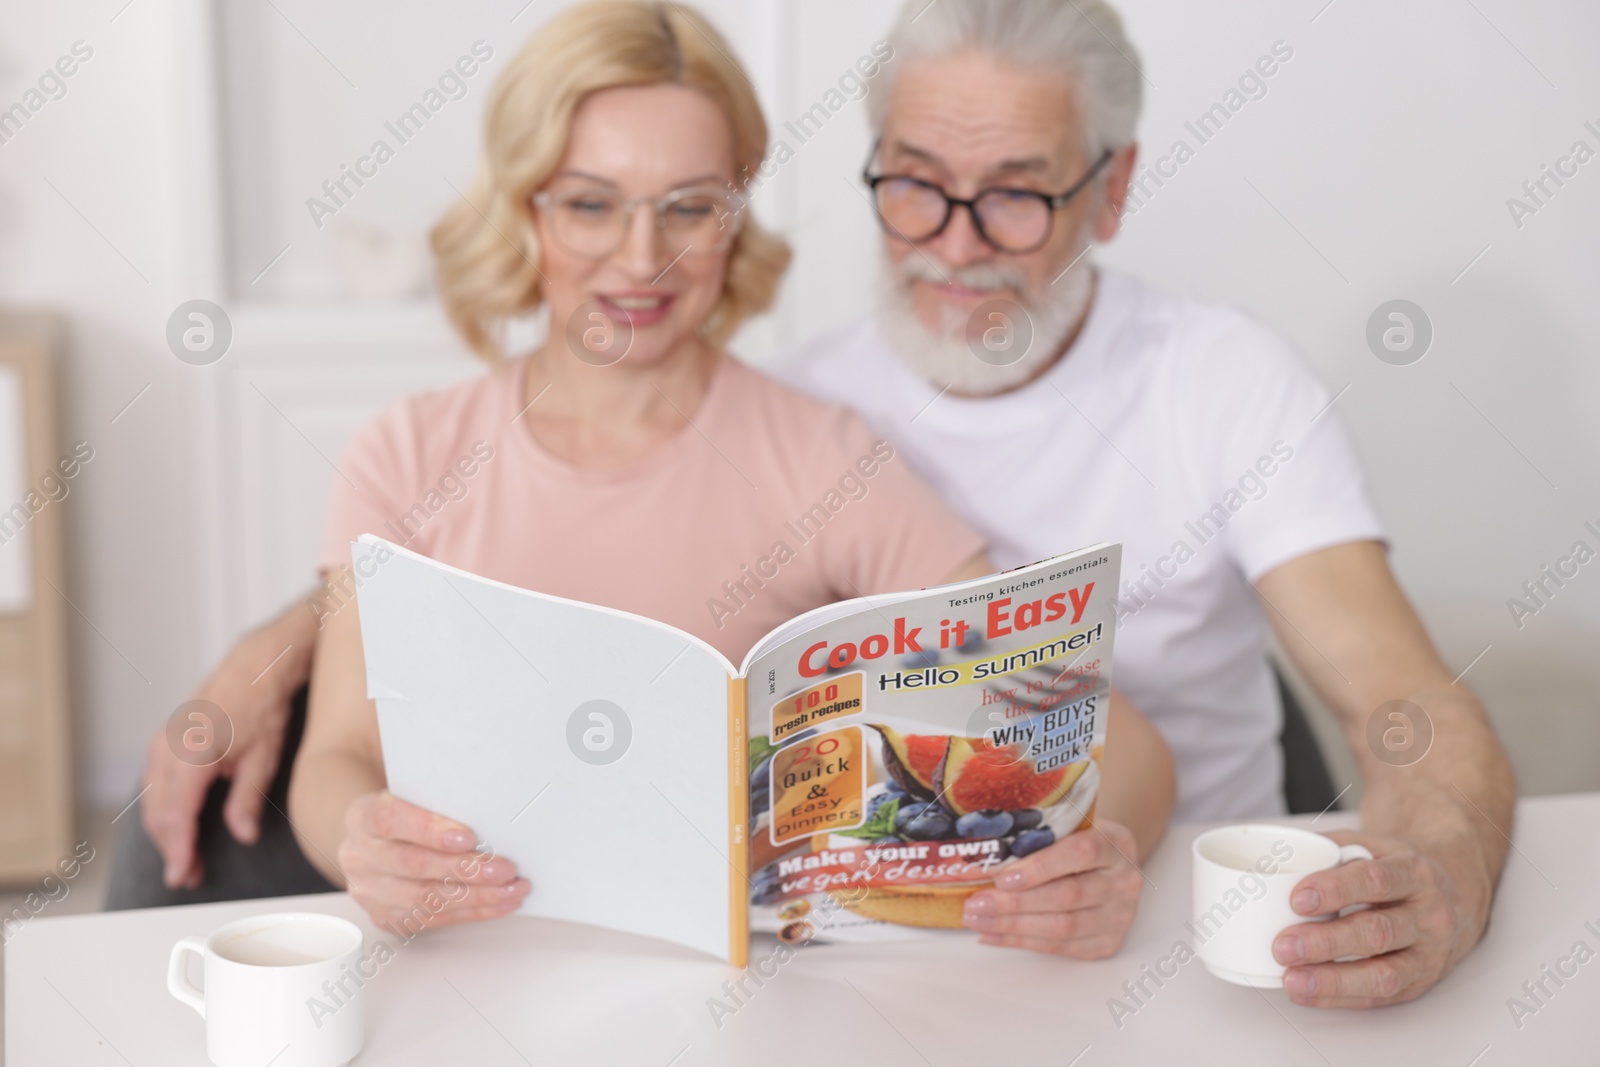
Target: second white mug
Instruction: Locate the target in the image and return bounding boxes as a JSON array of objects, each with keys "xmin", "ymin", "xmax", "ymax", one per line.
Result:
[{"xmin": 1190, "ymin": 824, "xmax": 1373, "ymax": 988}]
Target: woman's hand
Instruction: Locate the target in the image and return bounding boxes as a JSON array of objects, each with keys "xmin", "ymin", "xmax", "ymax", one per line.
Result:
[
  {"xmin": 339, "ymin": 791, "xmax": 531, "ymax": 935},
  {"xmin": 959, "ymin": 819, "xmax": 1145, "ymax": 957}
]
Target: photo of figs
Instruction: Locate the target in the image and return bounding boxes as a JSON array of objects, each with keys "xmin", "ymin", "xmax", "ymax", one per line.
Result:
[
  {"xmin": 935, "ymin": 736, "xmax": 1090, "ymax": 816},
  {"xmin": 870, "ymin": 725, "xmax": 947, "ymax": 800}
]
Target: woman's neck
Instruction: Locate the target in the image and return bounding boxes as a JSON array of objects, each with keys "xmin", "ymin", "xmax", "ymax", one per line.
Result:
[{"xmin": 518, "ymin": 330, "xmax": 721, "ymax": 469}]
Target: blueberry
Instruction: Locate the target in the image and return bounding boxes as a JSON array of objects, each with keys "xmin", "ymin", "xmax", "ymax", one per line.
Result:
[
  {"xmin": 955, "ymin": 810, "xmax": 1014, "ymax": 839},
  {"xmin": 896, "ymin": 801, "xmax": 953, "ymax": 841},
  {"xmin": 750, "ymin": 756, "xmax": 772, "ymax": 792},
  {"xmin": 750, "ymin": 789, "xmax": 770, "ymax": 817},
  {"xmin": 1009, "ymin": 808, "xmax": 1043, "ymax": 832},
  {"xmin": 873, "ymin": 835, "xmax": 905, "ymax": 846},
  {"xmin": 1011, "ymin": 827, "xmax": 1055, "ymax": 858},
  {"xmin": 866, "ymin": 792, "xmax": 901, "ymax": 819}
]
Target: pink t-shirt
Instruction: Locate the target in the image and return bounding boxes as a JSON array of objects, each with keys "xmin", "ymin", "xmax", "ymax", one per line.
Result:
[{"xmin": 319, "ymin": 356, "xmax": 985, "ymax": 664}]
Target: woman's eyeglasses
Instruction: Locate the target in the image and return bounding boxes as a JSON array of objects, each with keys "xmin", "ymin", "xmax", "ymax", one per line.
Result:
[
  {"xmin": 862, "ymin": 144, "xmax": 1113, "ymax": 255},
  {"xmin": 531, "ymin": 185, "xmax": 743, "ymax": 260}
]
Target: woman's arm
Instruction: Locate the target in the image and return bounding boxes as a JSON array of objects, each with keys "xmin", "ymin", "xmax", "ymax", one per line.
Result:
[
  {"xmin": 286, "ymin": 571, "xmax": 383, "ymax": 882},
  {"xmin": 1097, "ymin": 687, "xmax": 1175, "ymax": 862},
  {"xmin": 945, "ymin": 553, "xmax": 1176, "ymax": 857},
  {"xmin": 943, "ymin": 551, "xmax": 993, "ymax": 584},
  {"xmin": 287, "ymin": 567, "xmax": 531, "ymax": 932}
]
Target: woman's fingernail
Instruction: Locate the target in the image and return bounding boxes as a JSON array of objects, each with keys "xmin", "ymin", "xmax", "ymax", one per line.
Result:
[
  {"xmin": 502, "ymin": 879, "xmax": 530, "ymax": 896},
  {"xmin": 1292, "ymin": 888, "xmax": 1320, "ymax": 913},
  {"xmin": 1273, "ymin": 934, "xmax": 1304, "ymax": 964},
  {"xmin": 997, "ymin": 869, "xmax": 1027, "ymax": 890},
  {"xmin": 964, "ymin": 893, "xmax": 997, "ymax": 916},
  {"xmin": 444, "ymin": 830, "xmax": 473, "ymax": 850}
]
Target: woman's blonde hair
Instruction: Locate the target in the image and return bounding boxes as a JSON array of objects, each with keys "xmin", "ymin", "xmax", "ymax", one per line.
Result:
[{"xmin": 431, "ymin": 1, "xmax": 791, "ymax": 360}]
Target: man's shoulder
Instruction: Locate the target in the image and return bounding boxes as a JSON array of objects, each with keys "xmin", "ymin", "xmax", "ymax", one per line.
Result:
[
  {"xmin": 768, "ymin": 317, "xmax": 893, "ymax": 402},
  {"xmin": 1108, "ymin": 271, "xmax": 1310, "ymax": 385}
]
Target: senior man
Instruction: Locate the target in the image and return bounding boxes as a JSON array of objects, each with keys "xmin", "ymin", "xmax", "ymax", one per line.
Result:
[
  {"xmin": 771, "ymin": 0, "xmax": 1514, "ymax": 1009},
  {"xmin": 113, "ymin": 0, "xmax": 1512, "ymax": 1010}
]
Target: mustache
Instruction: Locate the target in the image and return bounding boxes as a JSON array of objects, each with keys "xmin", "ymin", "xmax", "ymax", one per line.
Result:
[{"xmin": 893, "ymin": 256, "xmax": 1032, "ymax": 295}]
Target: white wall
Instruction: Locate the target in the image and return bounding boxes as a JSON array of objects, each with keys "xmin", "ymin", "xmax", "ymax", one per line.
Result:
[
  {"xmin": 0, "ymin": 0, "xmax": 230, "ymax": 810},
  {"xmin": 0, "ymin": 0, "xmax": 1594, "ymax": 810}
]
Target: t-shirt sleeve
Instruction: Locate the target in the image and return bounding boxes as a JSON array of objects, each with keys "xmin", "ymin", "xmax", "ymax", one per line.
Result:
[
  {"xmin": 812, "ymin": 409, "xmax": 988, "ymax": 597},
  {"xmin": 1175, "ymin": 313, "xmax": 1387, "ymax": 583},
  {"xmin": 317, "ymin": 402, "xmax": 424, "ymax": 574}
]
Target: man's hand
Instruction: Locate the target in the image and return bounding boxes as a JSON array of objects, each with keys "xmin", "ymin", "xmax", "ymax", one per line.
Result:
[
  {"xmin": 141, "ymin": 622, "xmax": 313, "ymax": 889},
  {"xmin": 960, "ymin": 820, "xmax": 1144, "ymax": 957},
  {"xmin": 1272, "ymin": 829, "xmax": 1490, "ymax": 1008},
  {"xmin": 1256, "ymin": 542, "xmax": 1515, "ymax": 1008},
  {"xmin": 340, "ymin": 792, "xmax": 531, "ymax": 935}
]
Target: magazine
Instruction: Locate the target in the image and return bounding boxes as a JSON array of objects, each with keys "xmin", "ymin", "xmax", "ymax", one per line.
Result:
[{"xmin": 354, "ymin": 533, "xmax": 1120, "ymax": 966}]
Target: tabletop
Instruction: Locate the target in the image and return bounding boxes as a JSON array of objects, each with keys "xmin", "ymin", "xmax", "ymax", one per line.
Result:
[{"xmin": 8, "ymin": 794, "xmax": 1600, "ymax": 1066}]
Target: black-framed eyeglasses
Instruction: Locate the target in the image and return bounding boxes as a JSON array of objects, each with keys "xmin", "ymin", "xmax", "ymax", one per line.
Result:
[{"xmin": 861, "ymin": 142, "xmax": 1113, "ymax": 254}]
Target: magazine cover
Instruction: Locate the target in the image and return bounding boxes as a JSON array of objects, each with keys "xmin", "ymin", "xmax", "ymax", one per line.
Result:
[{"xmin": 742, "ymin": 546, "xmax": 1119, "ymax": 943}]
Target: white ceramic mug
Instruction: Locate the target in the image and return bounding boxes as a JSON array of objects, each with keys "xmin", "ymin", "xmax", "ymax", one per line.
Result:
[
  {"xmin": 168, "ymin": 912, "xmax": 365, "ymax": 1067},
  {"xmin": 1190, "ymin": 824, "xmax": 1373, "ymax": 988}
]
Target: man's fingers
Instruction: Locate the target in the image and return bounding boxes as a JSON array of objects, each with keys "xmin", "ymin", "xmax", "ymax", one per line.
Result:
[
  {"xmin": 349, "ymin": 792, "xmax": 477, "ymax": 851},
  {"xmin": 222, "ymin": 743, "xmax": 281, "ymax": 845},
  {"xmin": 1274, "ymin": 904, "xmax": 1420, "ymax": 966},
  {"xmin": 1282, "ymin": 948, "xmax": 1432, "ymax": 1008},
  {"xmin": 141, "ymin": 750, "xmax": 221, "ymax": 887},
  {"xmin": 1292, "ymin": 853, "xmax": 1421, "ymax": 915}
]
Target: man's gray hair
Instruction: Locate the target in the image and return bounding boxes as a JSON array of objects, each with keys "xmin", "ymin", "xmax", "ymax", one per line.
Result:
[{"xmin": 869, "ymin": 0, "xmax": 1144, "ymax": 154}]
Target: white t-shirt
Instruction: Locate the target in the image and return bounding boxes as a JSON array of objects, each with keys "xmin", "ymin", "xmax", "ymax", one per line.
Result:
[{"xmin": 773, "ymin": 269, "xmax": 1386, "ymax": 821}]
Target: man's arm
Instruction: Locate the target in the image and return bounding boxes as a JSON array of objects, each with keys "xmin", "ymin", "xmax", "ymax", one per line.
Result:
[
  {"xmin": 140, "ymin": 590, "xmax": 319, "ymax": 888},
  {"xmin": 1255, "ymin": 539, "xmax": 1516, "ymax": 1008}
]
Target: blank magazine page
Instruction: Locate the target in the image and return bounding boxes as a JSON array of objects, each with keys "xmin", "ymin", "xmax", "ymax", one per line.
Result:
[{"xmin": 353, "ymin": 535, "xmax": 737, "ymax": 961}]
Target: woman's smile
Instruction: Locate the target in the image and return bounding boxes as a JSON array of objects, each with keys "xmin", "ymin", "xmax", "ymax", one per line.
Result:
[{"xmin": 595, "ymin": 290, "xmax": 677, "ymax": 326}]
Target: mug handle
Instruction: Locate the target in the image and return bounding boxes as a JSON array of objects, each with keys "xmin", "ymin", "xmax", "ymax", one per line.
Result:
[
  {"xmin": 167, "ymin": 935, "xmax": 207, "ymax": 1018},
  {"xmin": 1337, "ymin": 844, "xmax": 1374, "ymax": 866}
]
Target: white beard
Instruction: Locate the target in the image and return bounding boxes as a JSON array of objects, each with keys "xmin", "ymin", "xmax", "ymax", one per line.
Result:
[{"xmin": 875, "ymin": 232, "xmax": 1097, "ymax": 396}]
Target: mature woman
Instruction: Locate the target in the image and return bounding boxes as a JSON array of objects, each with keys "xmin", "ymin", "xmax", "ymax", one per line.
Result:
[{"xmin": 148, "ymin": 0, "xmax": 1170, "ymax": 957}]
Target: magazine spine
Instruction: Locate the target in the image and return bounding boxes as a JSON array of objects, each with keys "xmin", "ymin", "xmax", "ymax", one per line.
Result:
[{"xmin": 727, "ymin": 674, "xmax": 750, "ymax": 968}]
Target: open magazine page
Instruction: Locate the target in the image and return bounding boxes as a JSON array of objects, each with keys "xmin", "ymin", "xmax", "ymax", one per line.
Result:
[
  {"xmin": 352, "ymin": 535, "xmax": 744, "ymax": 963},
  {"xmin": 739, "ymin": 544, "xmax": 1121, "ymax": 944}
]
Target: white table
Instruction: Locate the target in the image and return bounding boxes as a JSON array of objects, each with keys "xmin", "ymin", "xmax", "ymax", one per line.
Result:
[{"xmin": 9, "ymin": 794, "xmax": 1599, "ymax": 1065}]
